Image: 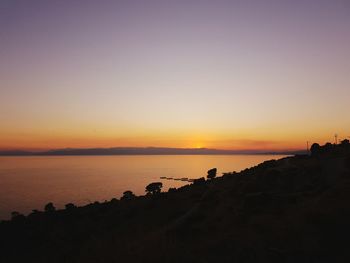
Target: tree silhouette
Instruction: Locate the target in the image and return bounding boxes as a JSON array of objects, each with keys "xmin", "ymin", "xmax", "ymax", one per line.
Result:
[
  {"xmin": 324, "ymin": 142, "xmax": 333, "ymax": 151},
  {"xmin": 121, "ymin": 190, "xmax": 135, "ymax": 200},
  {"xmin": 341, "ymin": 139, "xmax": 349, "ymax": 145},
  {"xmin": 145, "ymin": 182, "xmax": 163, "ymax": 195},
  {"xmin": 310, "ymin": 143, "xmax": 321, "ymax": 156},
  {"xmin": 110, "ymin": 198, "xmax": 118, "ymax": 204},
  {"xmin": 65, "ymin": 203, "xmax": 76, "ymax": 210},
  {"xmin": 11, "ymin": 211, "xmax": 20, "ymax": 219},
  {"xmin": 44, "ymin": 202, "xmax": 56, "ymax": 212},
  {"xmin": 11, "ymin": 211, "xmax": 25, "ymax": 221},
  {"xmin": 207, "ymin": 168, "xmax": 217, "ymax": 179}
]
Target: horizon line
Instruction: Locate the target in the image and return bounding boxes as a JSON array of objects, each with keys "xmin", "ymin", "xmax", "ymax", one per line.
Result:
[{"xmin": 0, "ymin": 146, "xmax": 306, "ymax": 156}]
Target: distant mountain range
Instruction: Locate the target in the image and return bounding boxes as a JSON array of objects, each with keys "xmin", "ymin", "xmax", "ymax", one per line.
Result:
[{"xmin": 0, "ymin": 147, "xmax": 307, "ymax": 156}]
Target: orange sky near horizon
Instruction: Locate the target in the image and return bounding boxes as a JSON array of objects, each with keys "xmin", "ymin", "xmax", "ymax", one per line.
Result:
[{"xmin": 0, "ymin": 124, "xmax": 347, "ymax": 151}]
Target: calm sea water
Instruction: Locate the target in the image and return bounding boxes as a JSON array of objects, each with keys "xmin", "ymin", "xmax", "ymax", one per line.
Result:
[{"xmin": 0, "ymin": 155, "xmax": 286, "ymax": 219}]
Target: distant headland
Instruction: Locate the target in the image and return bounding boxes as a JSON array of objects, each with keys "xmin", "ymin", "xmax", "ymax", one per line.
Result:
[{"xmin": 0, "ymin": 147, "xmax": 305, "ymax": 156}]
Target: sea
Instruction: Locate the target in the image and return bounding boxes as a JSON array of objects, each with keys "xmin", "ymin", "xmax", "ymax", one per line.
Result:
[{"xmin": 0, "ymin": 154, "xmax": 286, "ymax": 219}]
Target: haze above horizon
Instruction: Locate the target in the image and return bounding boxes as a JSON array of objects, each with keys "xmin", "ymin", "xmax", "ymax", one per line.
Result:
[{"xmin": 1, "ymin": 0, "xmax": 350, "ymax": 151}]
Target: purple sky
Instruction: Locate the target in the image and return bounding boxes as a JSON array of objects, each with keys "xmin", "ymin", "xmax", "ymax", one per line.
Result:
[{"xmin": 1, "ymin": 0, "xmax": 350, "ymax": 150}]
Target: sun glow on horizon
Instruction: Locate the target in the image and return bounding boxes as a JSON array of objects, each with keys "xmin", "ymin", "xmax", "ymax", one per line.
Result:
[{"xmin": 1, "ymin": 1, "xmax": 349, "ymax": 151}]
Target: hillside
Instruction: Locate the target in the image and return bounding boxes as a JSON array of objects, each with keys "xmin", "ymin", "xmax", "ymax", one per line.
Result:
[{"xmin": 1, "ymin": 141, "xmax": 350, "ymax": 263}]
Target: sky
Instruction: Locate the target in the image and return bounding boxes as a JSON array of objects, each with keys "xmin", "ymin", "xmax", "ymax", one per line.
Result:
[{"xmin": 1, "ymin": 0, "xmax": 350, "ymax": 151}]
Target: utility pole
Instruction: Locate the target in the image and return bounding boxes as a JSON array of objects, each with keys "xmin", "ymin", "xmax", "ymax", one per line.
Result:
[{"xmin": 334, "ymin": 134, "xmax": 338, "ymax": 145}]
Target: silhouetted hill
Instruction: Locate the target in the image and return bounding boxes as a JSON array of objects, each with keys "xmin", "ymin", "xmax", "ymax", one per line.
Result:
[
  {"xmin": 0, "ymin": 147, "xmax": 305, "ymax": 156},
  {"xmin": 1, "ymin": 141, "xmax": 349, "ymax": 263}
]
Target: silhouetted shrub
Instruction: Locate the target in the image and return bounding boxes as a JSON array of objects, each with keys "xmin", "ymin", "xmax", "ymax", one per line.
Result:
[
  {"xmin": 223, "ymin": 172, "xmax": 237, "ymax": 179},
  {"xmin": 310, "ymin": 143, "xmax": 321, "ymax": 156},
  {"xmin": 324, "ymin": 142, "xmax": 333, "ymax": 151},
  {"xmin": 207, "ymin": 168, "xmax": 217, "ymax": 179},
  {"xmin": 146, "ymin": 182, "xmax": 163, "ymax": 195},
  {"xmin": 44, "ymin": 202, "xmax": 56, "ymax": 212},
  {"xmin": 65, "ymin": 203, "xmax": 76, "ymax": 210},
  {"xmin": 193, "ymin": 177, "xmax": 206, "ymax": 185},
  {"xmin": 11, "ymin": 211, "xmax": 21, "ymax": 219},
  {"xmin": 110, "ymin": 198, "xmax": 119, "ymax": 204},
  {"xmin": 341, "ymin": 139, "xmax": 349, "ymax": 145},
  {"xmin": 259, "ymin": 160, "xmax": 277, "ymax": 169},
  {"xmin": 121, "ymin": 190, "xmax": 135, "ymax": 200},
  {"xmin": 28, "ymin": 210, "xmax": 41, "ymax": 218},
  {"xmin": 168, "ymin": 187, "xmax": 177, "ymax": 193}
]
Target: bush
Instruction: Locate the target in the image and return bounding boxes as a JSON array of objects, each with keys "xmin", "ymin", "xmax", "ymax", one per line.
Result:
[
  {"xmin": 110, "ymin": 198, "xmax": 119, "ymax": 204},
  {"xmin": 146, "ymin": 182, "xmax": 163, "ymax": 195},
  {"xmin": 44, "ymin": 202, "xmax": 56, "ymax": 212},
  {"xmin": 121, "ymin": 190, "xmax": 135, "ymax": 200},
  {"xmin": 11, "ymin": 211, "xmax": 22, "ymax": 219},
  {"xmin": 310, "ymin": 143, "xmax": 321, "ymax": 156},
  {"xmin": 193, "ymin": 177, "xmax": 206, "ymax": 185},
  {"xmin": 65, "ymin": 203, "xmax": 76, "ymax": 210},
  {"xmin": 341, "ymin": 139, "xmax": 349, "ymax": 145},
  {"xmin": 207, "ymin": 168, "xmax": 217, "ymax": 179}
]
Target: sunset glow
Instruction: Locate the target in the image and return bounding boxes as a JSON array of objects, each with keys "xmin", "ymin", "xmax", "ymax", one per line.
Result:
[{"xmin": 1, "ymin": 0, "xmax": 350, "ymax": 151}]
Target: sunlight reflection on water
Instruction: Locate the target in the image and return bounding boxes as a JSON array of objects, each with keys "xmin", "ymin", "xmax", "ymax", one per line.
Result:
[{"xmin": 0, "ymin": 155, "xmax": 286, "ymax": 219}]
